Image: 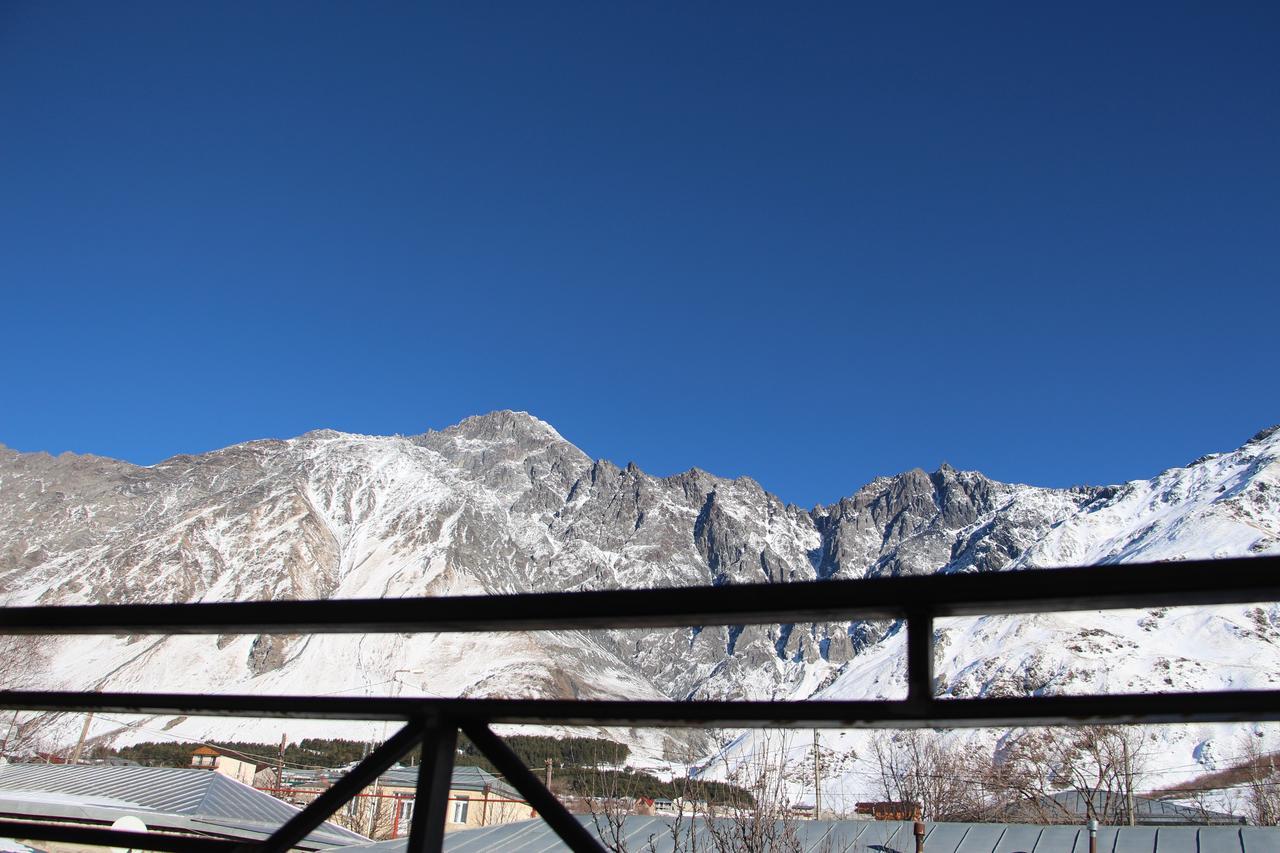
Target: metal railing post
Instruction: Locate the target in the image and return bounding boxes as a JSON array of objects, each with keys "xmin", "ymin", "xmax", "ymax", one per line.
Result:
[
  {"xmin": 906, "ymin": 608, "xmax": 934, "ymax": 703},
  {"xmin": 405, "ymin": 722, "xmax": 458, "ymax": 853},
  {"xmin": 0, "ymin": 557, "xmax": 1276, "ymax": 853}
]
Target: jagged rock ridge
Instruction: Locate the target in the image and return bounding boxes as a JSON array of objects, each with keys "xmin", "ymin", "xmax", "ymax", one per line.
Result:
[{"xmin": 0, "ymin": 413, "xmax": 1277, "ymax": 775}]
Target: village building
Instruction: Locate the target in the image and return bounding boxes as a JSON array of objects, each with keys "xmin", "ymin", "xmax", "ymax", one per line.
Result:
[
  {"xmin": 0, "ymin": 762, "xmax": 367, "ymax": 850},
  {"xmin": 373, "ymin": 765, "xmax": 533, "ymax": 835},
  {"xmin": 1005, "ymin": 788, "xmax": 1246, "ymax": 826},
  {"xmin": 188, "ymin": 745, "xmax": 258, "ymax": 786},
  {"xmin": 266, "ymin": 764, "xmax": 533, "ymax": 839}
]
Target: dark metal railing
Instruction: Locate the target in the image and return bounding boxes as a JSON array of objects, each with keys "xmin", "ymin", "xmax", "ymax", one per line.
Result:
[{"xmin": 1, "ymin": 556, "xmax": 1278, "ymax": 852}]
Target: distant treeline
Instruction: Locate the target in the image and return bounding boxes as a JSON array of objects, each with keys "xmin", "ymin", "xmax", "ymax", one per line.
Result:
[
  {"xmin": 91, "ymin": 737, "xmax": 372, "ymax": 770},
  {"xmin": 559, "ymin": 768, "xmax": 755, "ymax": 807},
  {"xmin": 454, "ymin": 733, "xmax": 629, "ymax": 773},
  {"xmin": 91, "ymin": 733, "xmax": 630, "ymax": 774},
  {"xmin": 91, "ymin": 735, "xmax": 750, "ymax": 805}
]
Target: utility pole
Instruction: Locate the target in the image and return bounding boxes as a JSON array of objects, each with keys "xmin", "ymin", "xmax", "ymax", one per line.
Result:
[
  {"xmin": 275, "ymin": 733, "xmax": 287, "ymax": 790},
  {"xmin": 1122, "ymin": 737, "xmax": 1136, "ymax": 826},
  {"xmin": 812, "ymin": 730, "xmax": 821, "ymax": 820},
  {"xmin": 545, "ymin": 758, "xmax": 553, "ymax": 790},
  {"xmin": 69, "ymin": 712, "xmax": 94, "ymax": 765}
]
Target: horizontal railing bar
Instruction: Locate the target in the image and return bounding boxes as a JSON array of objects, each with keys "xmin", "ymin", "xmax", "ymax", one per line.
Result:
[
  {"xmin": 3, "ymin": 689, "xmax": 1279, "ymax": 727},
  {"xmin": 0, "ymin": 557, "xmax": 1275, "ymax": 635},
  {"xmin": 0, "ymin": 819, "xmax": 246, "ymax": 853}
]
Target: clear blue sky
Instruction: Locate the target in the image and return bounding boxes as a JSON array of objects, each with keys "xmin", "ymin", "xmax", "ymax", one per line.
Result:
[{"xmin": 1, "ymin": 2, "xmax": 1276, "ymax": 507}]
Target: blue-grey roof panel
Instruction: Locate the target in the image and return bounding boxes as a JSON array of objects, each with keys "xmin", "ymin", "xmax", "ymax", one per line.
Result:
[
  {"xmin": 924, "ymin": 823, "xmax": 975, "ymax": 853},
  {"xmin": 0, "ymin": 763, "xmax": 366, "ymax": 848},
  {"xmin": 1033, "ymin": 826, "xmax": 1083, "ymax": 853},
  {"xmin": 1112, "ymin": 826, "xmax": 1159, "ymax": 853},
  {"xmin": 958, "ymin": 825, "xmax": 1010, "ymax": 853},
  {"xmin": 992, "ymin": 824, "xmax": 1043, "ymax": 853},
  {"xmin": 1040, "ymin": 791, "xmax": 1241, "ymax": 825},
  {"xmin": 1153, "ymin": 827, "xmax": 1203, "ymax": 853},
  {"xmin": 1238, "ymin": 827, "xmax": 1268, "ymax": 852},
  {"xmin": 442, "ymin": 822, "xmax": 538, "ymax": 853},
  {"xmin": 375, "ymin": 765, "xmax": 521, "ymax": 801},
  {"xmin": 324, "ymin": 818, "xmax": 1280, "ymax": 853},
  {"xmin": 849, "ymin": 819, "xmax": 909, "ymax": 851}
]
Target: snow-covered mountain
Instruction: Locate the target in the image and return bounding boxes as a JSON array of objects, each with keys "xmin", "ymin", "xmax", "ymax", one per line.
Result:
[{"xmin": 1, "ymin": 413, "xmax": 1277, "ymax": 790}]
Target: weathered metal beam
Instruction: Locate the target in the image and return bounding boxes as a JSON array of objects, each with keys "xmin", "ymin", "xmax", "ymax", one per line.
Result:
[
  {"xmin": 462, "ymin": 722, "xmax": 606, "ymax": 853},
  {"xmin": 0, "ymin": 557, "xmax": 1274, "ymax": 635},
  {"xmin": 3, "ymin": 689, "xmax": 1280, "ymax": 728}
]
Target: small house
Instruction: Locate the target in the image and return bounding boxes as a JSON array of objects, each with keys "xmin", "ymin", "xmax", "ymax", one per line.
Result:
[
  {"xmin": 375, "ymin": 765, "xmax": 533, "ymax": 835},
  {"xmin": 284, "ymin": 764, "xmax": 534, "ymax": 839},
  {"xmin": 189, "ymin": 746, "xmax": 257, "ymax": 787}
]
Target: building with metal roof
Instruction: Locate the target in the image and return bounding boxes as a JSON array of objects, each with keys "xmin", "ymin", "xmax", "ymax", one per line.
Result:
[
  {"xmin": 0, "ymin": 762, "xmax": 367, "ymax": 850},
  {"xmin": 374, "ymin": 766, "xmax": 522, "ymax": 803},
  {"xmin": 370, "ymin": 765, "xmax": 530, "ymax": 836},
  {"xmin": 336, "ymin": 815, "xmax": 1280, "ymax": 852},
  {"xmin": 1007, "ymin": 789, "xmax": 1245, "ymax": 826}
]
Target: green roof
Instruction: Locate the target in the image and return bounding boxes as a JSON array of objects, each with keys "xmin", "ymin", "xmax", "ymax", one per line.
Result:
[{"xmin": 374, "ymin": 765, "xmax": 522, "ymax": 801}]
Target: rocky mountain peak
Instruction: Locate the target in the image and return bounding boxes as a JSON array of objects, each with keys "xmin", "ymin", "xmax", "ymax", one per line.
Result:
[
  {"xmin": 0, "ymin": 417, "xmax": 1276, "ymax": 784},
  {"xmin": 427, "ymin": 410, "xmax": 566, "ymax": 445},
  {"xmin": 1248, "ymin": 424, "xmax": 1280, "ymax": 447},
  {"xmin": 298, "ymin": 428, "xmax": 348, "ymax": 441},
  {"xmin": 410, "ymin": 410, "xmax": 589, "ymax": 485}
]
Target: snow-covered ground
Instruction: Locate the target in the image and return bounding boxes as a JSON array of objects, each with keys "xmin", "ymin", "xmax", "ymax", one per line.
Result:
[{"xmin": 1, "ymin": 413, "xmax": 1276, "ymax": 808}]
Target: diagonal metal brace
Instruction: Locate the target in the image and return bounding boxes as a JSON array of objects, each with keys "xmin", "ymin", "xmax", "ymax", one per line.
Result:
[
  {"xmin": 261, "ymin": 719, "xmax": 425, "ymax": 853},
  {"xmin": 462, "ymin": 722, "xmax": 606, "ymax": 853}
]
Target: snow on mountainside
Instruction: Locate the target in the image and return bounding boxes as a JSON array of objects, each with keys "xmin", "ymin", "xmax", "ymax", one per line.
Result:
[{"xmin": 0, "ymin": 413, "xmax": 1277, "ymax": 790}]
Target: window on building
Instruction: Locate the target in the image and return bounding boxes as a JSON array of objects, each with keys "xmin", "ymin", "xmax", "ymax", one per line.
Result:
[
  {"xmin": 451, "ymin": 795, "xmax": 469, "ymax": 824},
  {"xmin": 401, "ymin": 800, "xmax": 414, "ymax": 823}
]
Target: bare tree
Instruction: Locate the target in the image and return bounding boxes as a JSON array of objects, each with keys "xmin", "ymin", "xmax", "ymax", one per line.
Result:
[
  {"xmin": 994, "ymin": 726, "xmax": 1148, "ymax": 824},
  {"xmin": 0, "ymin": 635, "xmax": 66, "ymax": 762},
  {"xmin": 1239, "ymin": 733, "xmax": 1280, "ymax": 826},
  {"xmin": 1179, "ymin": 785, "xmax": 1243, "ymax": 826},
  {"xmin": 702, "ymin": 730, "xmax": 801, "ymax": 853},
  {"xmin": 583, "ymin": 731, "xmax": 806, "ymax": 853},
  {"xmin": 647, "ymin": 750, "xmax": 704, "ymax": 853},
  {"xmin": 0, "ymin": 635, "xmax": 49, "ymax": 691},
  {"xmin": 584, "ymin": 767, "xmax": 644, "ymax": 853},
  {"xmin": 868, "ymin": 730, "xmax": 996, "ymax": 821},
  {"xmin": 326, "ymin": 792, "xmax": 404, "ymax": 839}
]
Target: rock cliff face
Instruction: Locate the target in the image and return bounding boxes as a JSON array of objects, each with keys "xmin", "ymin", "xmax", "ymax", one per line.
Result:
[{"xmin": 1, "ymin": 414, "xmax": 1277, "ymax": 770}]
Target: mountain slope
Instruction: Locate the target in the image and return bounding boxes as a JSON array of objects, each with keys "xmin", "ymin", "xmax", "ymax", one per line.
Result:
[{"xmin": 0, "ymin": 413, "xmax": 1277, "ymax": 789}]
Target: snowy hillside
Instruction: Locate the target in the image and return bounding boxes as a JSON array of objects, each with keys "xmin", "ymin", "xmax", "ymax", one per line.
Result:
[{"xmin": 0, "ymin": 414, "xmax": 1277, "ymax": 795}]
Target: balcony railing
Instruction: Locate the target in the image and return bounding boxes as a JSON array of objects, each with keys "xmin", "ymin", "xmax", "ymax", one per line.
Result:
[{"xmin": 1, "ymin": 556, "xmax": 1277, "ymax": 852}]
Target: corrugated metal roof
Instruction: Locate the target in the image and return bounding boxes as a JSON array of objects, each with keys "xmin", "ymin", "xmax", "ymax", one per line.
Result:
[
  {"xmin": 375, "ymin": 765, "xmax": 521, "ymax": 801},
  {"xmin": 0, "ymin": 763, "xmax": 366, "ymax": 849},
  {"xmin": 1030, "ymin": 790, "xmax": 1244, "ymax": 825},
  {"xmin": 333, "ymin": 817, "xmax": 1278, "ymax": 852},
  {"xmin": 990, "ymin": 823, "xmax": 1043, "ymax": 853}
]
